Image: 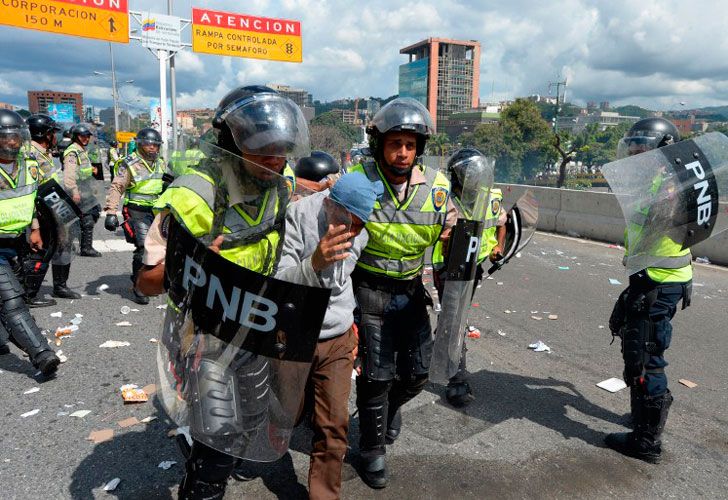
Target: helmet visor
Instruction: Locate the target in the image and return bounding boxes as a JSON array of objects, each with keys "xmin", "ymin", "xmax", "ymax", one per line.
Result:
[
  {"xmin": 370, "ymin": 97, "xmax": 434, "ymax": 136},
  {"xmin": 0, "ymin": 127, "xmax": 30, "ymax": 160},
  {"xmin": 617, "ymin": 136, "xmax": 662, "ymax": 159},
  {"xmin": 222, "ymin": 93, "xmax": 310, "ymax": 158}
]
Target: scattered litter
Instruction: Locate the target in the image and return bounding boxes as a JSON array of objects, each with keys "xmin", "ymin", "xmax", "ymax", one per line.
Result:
[
  {"xmin": 504, "ymin": 309, "xmax": 512, "ymax": 314},
  {"xmin": 694, "ymin": 283, "xmax": 705, "ymax": 287},
  {"xmin": 531, "ymin": 315, "xmax": 543, "ymax": 321},
  {"xmin": 598, "ymin": 325, "xmax": 605, "ymax": 329},
  {"xmin": 97, "ymin": 284, "xmax": 109, "ymax": 292},
  {"xmin": 555, "ymin": 250, "xmax": 564, "ymax": 255},
  {"xmin": 131, "ymin": 308, "xmax": 140, "ymax": 312},
  {"xmin": 23, "ymin": 387, "xmax": 40, "ymax": 395},
  {"xmin": 120, "ymin": 306, "xmax": 131, "ymax": 315},
  {"xmin": 528, "ymin": 341, "xmax": 552, "ymax": 353},
  {"xmin": 149, "ymin": 338, "xmax": 158, "ymax": 343},
  {"xmin": 176, "ymin": 426, "xmax": 192, "ymax": 446},
  {"xmin": 103, "ymin": 478, "xmax": 121, "ymax": 492},
  {"xmin": 466, "ymin": 326, "xmax": 481, "ymax": 339},
  {"xmin": 140, "ymin": 416, "xmax": 157, "ymax": 423},
  {"xmin": 21, "ymin": 409, "xmax": 40, "ymax": 418},
  {"xmin": 54, "ymin": 325, "xmax": 79, "ymax": 338},
  {"xmin": 115, "ymin": 321, "xmax": 132, "ymax": 327},
  {"xmin": 515, "ymin": 252, "xmax": 522, "ymax": 258},
  {"xmin": 695, "ymin": 256, "xmax": 711, "ymax": 264},
  {"xmin": 609, "ymin": 278, "xmax": 622, "ymax": 285},
  {"xmin": 70, "ymin": 317, "xmax": 83, "ymax": 326},
  {"xmin": 64, "ymin": 404, "xmax": 76, "ymax": 408},
  {"xmin": 70, "ymin": 410, "xmax": 92, "ymax": 418},
  {"xmin": 50, "ymin": 311, "xmax": 62, "ymax": 318},
  {"xmin": 120, "ymin": 384, "xmax": 148, "ymax": 403},
  {"xmin": 497, "ymin": 329, "xmax": 506, "ymax": 336},
  {"xmin": 118, "ymin": 417, "xmax": 140, "ymax": 428},
  {"xmin": 530, "ymin": 310, "xmax": 538, "ymax": 314},
  {"xmin": 156, "ymin": 304, "xmax": 167, "ymax": 310},
  {"xmin": 158, "ymin": 461, "xmax": 177, "ymax": 470},
  {"xmin": 167, "ymin": 429, "xmax": 178, "ymax": 438},
  {"xmin": 548, "ymin": 314, "xmax": 558, "ymax": 320},
  {"xmin": 88, "ymin": 429, "xmax": 114, "ymax": 444},
  {"xmin": 92, "ymin": 297, "xmax": 101, "ymax": 300},
  {"xmin": 558, "ymin": 266, "xmax": 570, "ymax": 270},
  {"xmin": 99, "ymin": 340, "xmax": 130, "ymax": 348},
  {"xmin": 496, "ymin": 282, "xmax": 503, "ymax": 286},
  {"xmin": 142, "ymin": 384, "xmax": 157, "ymax": 395},
  {"xmin": 596, "ymin": 377, "xmax": 627, "ymax": 393},
  {"xmin": 486, "ymin": 276, "xmax": 494, "ymax": 280},
  {"xmin": 57, "ymin": 412, "xmax": 68, "ymax": 416},
  {"xmin": 471, "ymin": 303, "xmax": 480, "ymax": 308},
  {"xmin": 607, "ymin": 244, "xmax": 621, "ymax": 249},
  {"xmin": 679, "ymin": 379, "xmax": 698, "ymax": 389}
]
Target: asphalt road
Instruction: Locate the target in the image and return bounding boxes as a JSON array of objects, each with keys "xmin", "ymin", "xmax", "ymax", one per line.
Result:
[{"xmin": 1, "ymin": 224, "xmax": 727, "ymax": 499}]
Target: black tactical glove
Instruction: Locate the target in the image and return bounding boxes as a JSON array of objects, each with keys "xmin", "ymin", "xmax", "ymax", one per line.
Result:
[{"xmin": 104, "ymin": 214, "xmax": 119, "ymax": 232}]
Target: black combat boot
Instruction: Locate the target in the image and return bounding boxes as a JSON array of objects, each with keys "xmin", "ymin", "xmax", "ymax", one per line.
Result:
[
  {"xmin": 132, "ymin": 287, "xmax": 150, "ymax": 305},
  {"xmin": 358, "ymin": 403, "xmax": 388, "ymax": 489},
  {"xmin": 26, "ymin": 295, "xmax": 57, "ymax": 308},
  {"xmin": 446, "ymin": 376, "xmax": 474, "ymax": 408},
  {"xmin": 52, "ymin": 265, "xmax": 81, "ymax": 299},
  {"xmin": 178, "ymin": 441, "xmax": 235, "ymax": 500},
  {"xmin": 605, "ymin": 390, "xmax": 673, "ymax": 464},
  {"xmin": 80, "ymin": 219, "xmax": 101, "ymax": 257},
  {"xmin": 385, "ymin": 407, "xmax": 402, "ymax": 444}
]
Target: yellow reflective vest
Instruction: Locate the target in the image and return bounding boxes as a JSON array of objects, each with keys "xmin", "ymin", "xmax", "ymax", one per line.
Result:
[
  {"xmin": 64, "ymin": 143, "xmax": 94, "ymax": 180},
  {"xmin": 349, "ymin": 160, "xmax": 450, "ymax": 280},
  {"xmin": 121, "ymin": 152, "xmax": 167, "ymax": 208},
  {"xmin": 624, "ymin": 174, "xmax": 692, "ymax": 283},
  {"xmin": 169, "ymin": 148, "xmax": 206, "ymax": 177},
  {"xmin": 0, "ymin": 154, "xmax": 39, "ymax": 237},
  {"xmin": 154, "ymin": 161, "xmax": 295, "ymax": 275}
]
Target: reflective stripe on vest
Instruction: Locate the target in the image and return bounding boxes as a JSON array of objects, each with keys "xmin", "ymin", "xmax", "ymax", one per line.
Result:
[
  {"xmin": 350, "ymin": 160, "xmax": 449, "ymax": 279},
  {"xmin": 124, "ymin": 153, "xmax": 166, "ymax": 206},
  {"xmin": 66, "ymin": 143, "xmax": 93, "ymax": 180},
  {"xmin": 0, "ymin": 157, "xmax": 38, "ymax": 237}
]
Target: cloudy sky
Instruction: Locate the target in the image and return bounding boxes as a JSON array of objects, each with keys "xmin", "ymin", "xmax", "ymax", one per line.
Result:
[{"xmin": 1, "ymin": 0, "xmax": 726, "ymax": 112}]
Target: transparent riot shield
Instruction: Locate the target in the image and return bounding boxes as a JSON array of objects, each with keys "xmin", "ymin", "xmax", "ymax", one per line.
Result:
[
  {"xmin": 157, "ymin": 137, "xmax": 332, "ymax": 462},
  {"xmin": 601, "ymin": 132, "xmax": 728, "ymax": 275},
  {"xmin": 430, "ymin": 156, "xmax": 495, "ymax": 384},
  {"xmin": 36, "ymin": 179, "xmax": 82, "ymax": 265},
  {"xmin": 487, "ymin": 189, "xmax": 539, "ymax": 275}
]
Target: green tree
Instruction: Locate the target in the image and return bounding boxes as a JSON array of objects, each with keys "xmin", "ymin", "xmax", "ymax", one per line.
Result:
[
  {"xmin": 311, "ymin": 111, "xmax": 360, "ymax": 144},
  {"xmin": 427, "ymin": 132, "xmax": 451, "ymax": 156}
]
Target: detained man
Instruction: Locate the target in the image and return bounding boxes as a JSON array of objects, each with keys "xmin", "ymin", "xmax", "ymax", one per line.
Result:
[{"xmin": 274, "ymin": 172, "xmax": 382, "ymax": 499}]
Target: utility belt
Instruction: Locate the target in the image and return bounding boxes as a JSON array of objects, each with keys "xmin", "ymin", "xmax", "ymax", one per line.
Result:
[
  {"xmin": 123, "ymin": 202, "xmax": 155, "ymax": 214},
  {"xmin": 352, "ymin": 268, "xmax": 422, "ymax": 295},
  {"xmin": 629, "ymin": 270, "xmax": 692, "ymax": 310}
]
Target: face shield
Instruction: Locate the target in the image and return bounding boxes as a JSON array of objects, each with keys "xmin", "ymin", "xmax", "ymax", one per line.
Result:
[
  {"xmin": 0, "ymin": 127, "xmax": 30, "ymax": 162},
  {"xmin": 137, "ymin": 138, "xmax": 162, "ymax": 162},
  {"xmin": 221, "ymin": 94, "xmax": 310, "ymax": 159},
  {"xmin": 617, "ymin": 134, "xmax": 663, "ymax": 159}
]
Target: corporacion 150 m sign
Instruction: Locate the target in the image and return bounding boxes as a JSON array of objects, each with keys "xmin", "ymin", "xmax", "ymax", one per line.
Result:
[{"xmin": 191, "ymin": 7, "xmax": 301, "ymax": 63}]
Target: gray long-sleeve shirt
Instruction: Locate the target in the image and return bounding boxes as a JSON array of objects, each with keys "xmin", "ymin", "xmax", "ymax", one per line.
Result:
[{"xmin": 276, "ymin": 191, "xmax": 368, "ymax": 340}]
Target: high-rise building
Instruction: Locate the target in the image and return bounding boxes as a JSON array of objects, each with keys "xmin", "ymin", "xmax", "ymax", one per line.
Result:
[
  {"xmin": 0, "ymin": 102, "xmax": 15, "ymax": 111},
  {"xmin": 399, "ymin": 38, "xmax": 480, "ymax": 131},
  {"xmin": 28, "ymin": 90, "xmax": 83, "ymax": 119},
  {"xmin": 267, "ymin": 83, "xmax": 312, "ymax": 108}
]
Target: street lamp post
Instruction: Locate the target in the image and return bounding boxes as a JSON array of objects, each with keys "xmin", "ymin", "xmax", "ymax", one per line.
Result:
[{"xmin": 110, "ymin": 43, "xmax": 119, "ymax": 133}]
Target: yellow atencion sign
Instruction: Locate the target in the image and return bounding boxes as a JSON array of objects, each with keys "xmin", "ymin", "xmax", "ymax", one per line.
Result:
[
  {"xmin": 191, "ymin": 7, "xmax": 302, "ymax": 63},
  {"xmin": 115, "ymin": 131, "xmax": 135, "ymax": 143},
  {"xmin": 0, "ymin": 0, "xmax": 129, "ymax": 44}
]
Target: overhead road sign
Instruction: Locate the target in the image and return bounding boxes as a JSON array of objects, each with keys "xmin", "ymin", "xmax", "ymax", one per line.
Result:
[
  {"xmin": 0, "ymin": 0, "xmax": 130, "ymax": 43},
  {"xmin": 140, "ymin": 11, "xmax": 181, "ymax": 51},
  {"xmin": 191, "ymin": 7, "xmax": 302, "ymax": 63}
]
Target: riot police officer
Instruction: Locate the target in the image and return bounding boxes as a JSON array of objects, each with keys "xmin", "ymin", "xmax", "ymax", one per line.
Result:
[
  {"xmin": 21, "ymin": 114, "xmax": 64, "ymax": 307},
  {"xmin": 606, "ymin": 117, "xmax": 691, "ymax": 463},
  {"xmin": 0, "ymin": 109, "xmax": 60, "ymax": 374},
  {"xmin": 107, "ymin": 140, "xmax": 120, "ymax": 180},
  {"xmin": 63, "ymin": 123, "xmax": 102, "ymax": 257},
  {"xmin": 348, "ymin": 98, "xmax": 457, "ymax": 488},
  {"xmin": 104, "ymin": 128, "xmax": 167, "ymax": 304},
  {"xmin": 136, "ymin": 85, "xmax": 309, "ymax": 499},
  {"xmin": 432, "ymin": 148, "xmax": 506, "ymax": 407}
]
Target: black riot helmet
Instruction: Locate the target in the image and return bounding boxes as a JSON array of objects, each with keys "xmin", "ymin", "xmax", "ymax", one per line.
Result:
[
  {"xmin": 295, "ymin": 150, "xmax": 340, "ymax": 182},
  {"xmin": 27, "ymin": 114, "xmax": 62, "ymax": 141},
  {"xmin": 366, "ymin": 97, "xmax": 435, "ymax": 158},
  {"xmin": 0, "ymin": 109, "xmax": 30, "ymax": 161},
  {"xmin": 211, "ymin": 85, "xmax": 310, "ymax": 158},
  {"xmin": 71, "ymin": 123, "xmax": 94, "ymax": 142},
  {"xmin": 447, "ymin": 147, "xmax": 484, "ymax": 191},
  {"xmin": 136, "ymin": 128, "xmax": 163, "ymax": 162},
  {"xmin": 617, "ymin": 117, "xmax": 681, "ymax": 159}
]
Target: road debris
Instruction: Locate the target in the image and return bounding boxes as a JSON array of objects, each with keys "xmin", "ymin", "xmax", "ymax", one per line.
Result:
[
  {"xmin": 497, "ymin": 329, "xmax": 506, "ymax": 336},
  {"xmin": 609, "ymin": 278, "xmax": 622, "ymax": 285},
  {"xmin": 118, "ymin": 417, "xmax": 140, "ymax": 428},
  {"xmin": 99, "ymin": 340, "xmax": 130, "ymax": 348},
  {"xmin": 115, "ymin": 321, "xmax": 132, "ymax": 327},
  {"xmin": 23, "ymin": 387, "xmax": 40, "ymax": 395},
  {"xmin": 97, "ymin": 284, "xmax": 110, "ymax": 292},
  {"xmin": 70, "ymin": 410, "xmax": 92, "ymax": 418},
  {"xmin": 21, "ymin": 409, "xmax": 40, "ymax": 418},
  {"xmin": 149, "ymin": 338, "xmax": 158, "ymax": 343},
  {"xmin": 679, "ymin": 379, "xmax": 698, "ymax": 388},
  {"xmin": 528, "ymin": 341, "xmax": 551, "ymax": 353},
  {"xmin": 141, "ymin": 416, "xmax": 157, "ymax": 423},
  {"xmin": 596, "ymin": 377, "xmax": 627, "ymax": 393},
  {"xmin": 695, "ymin": 256, "xmax": 711, "ymax": 264},
  {"xmin": 158, "ymin": 461, "xmax": 177, "ymax": 470},
  {"xmin": 121, "ymin": 384, "xmax": 148, "ymax": 403},
  {"xmin": 54, "ymin": 325, "xmax": 78, "ymax": 338},
  {"xmin": 103, "ymin": 478, "xmax": 121, "ymax": 491},
  {"xmin": 558, "ymin": 266, "xmax": 570, "ymax": 270},
  {"xmin": 87, "ymin": 429, "xmax": 114, "ymax": 444},
  {"xmin": 466, "ymin": 326, "xmax": 481, "ymax": 339},
  {"xmin": 156, "ymin": 304, "xmax": 167, "ymax": 310},
  {"xmin": 548, "ymin": 314, "xmax": 558, "ymax": 320},
  {"xmin": 531, "ymin": 315, "xmax": 543, "ymax": 321},
  {"xmin": 57, "ymin": 351, "xmax": 68, "ymax": 363},
  {"xmin": 120, "ymin": 306, "xmax": 131, "ymax": 315},
  {"xmin": 50, "ymin": 311, "xmax": 62, "ymax": 318}
]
